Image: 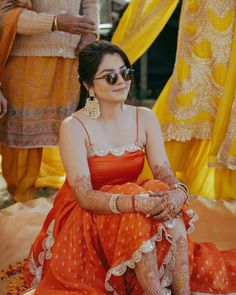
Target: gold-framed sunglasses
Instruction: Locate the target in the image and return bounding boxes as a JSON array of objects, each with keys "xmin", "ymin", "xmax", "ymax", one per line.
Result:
[{"xmin": 94, "ymin": 68, "xmax": 134, "ymax": 85}]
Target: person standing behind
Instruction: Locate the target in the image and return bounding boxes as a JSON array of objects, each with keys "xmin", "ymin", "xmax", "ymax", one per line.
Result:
[{"xmin": 0, "ymin": 0, "xmax": 98, "ymax": 202}]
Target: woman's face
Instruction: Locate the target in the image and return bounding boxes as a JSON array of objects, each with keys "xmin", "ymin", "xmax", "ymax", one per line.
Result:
[{"xmin": 91, "ymin": 53, "xmax": 132, "ymax": 104}]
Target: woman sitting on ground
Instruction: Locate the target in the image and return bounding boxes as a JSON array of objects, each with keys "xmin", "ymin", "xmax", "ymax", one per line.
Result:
[{"xmin": 24, "ymin": 40, "xmax": 236, "ymax": 295}]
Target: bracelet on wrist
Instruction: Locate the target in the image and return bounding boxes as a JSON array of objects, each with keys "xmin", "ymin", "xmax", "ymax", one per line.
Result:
[
  {"xmin": 109, "ymin": 194, "xmax": 121, "ymax": 214},
  {"xmin": 171, "ymin": 182, "xmax": 189, "ymax": 201},
  {"xmin": 52, "ymin": 16, "xmax": 58, "ymax": 31},
  {"xmin": 171, "ymin": 182, "xmax": 188, "ymax": 194},
  {"xmin": 131, "ymin": 195, "xmax": 136, "ymax": 212}
]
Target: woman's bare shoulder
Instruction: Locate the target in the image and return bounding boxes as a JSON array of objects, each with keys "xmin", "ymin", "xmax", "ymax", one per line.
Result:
[
  {"xmin": 137, "ymin": 106, "xmax": 157, "ymax": 121},
  {"xmin": 60, "ymin": 109, "xmax": 87, "ymax": 135}
]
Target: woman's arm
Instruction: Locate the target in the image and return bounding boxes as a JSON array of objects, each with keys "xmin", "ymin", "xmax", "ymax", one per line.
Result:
[
  {"xmin": 140, "ymin": 108, "xmax": 188, "ymax": 219},
  {"xmin": 141, "ymin": 107, "xmax": 178, "ymax": 185},
  {"xmin": 59, "ymin": 117, "xmax": 162, "ymax": 215}
]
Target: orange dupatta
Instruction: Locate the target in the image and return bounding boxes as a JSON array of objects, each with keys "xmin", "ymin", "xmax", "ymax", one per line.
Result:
[{"xmin": 0, "ymin": 0, "xmax": 32, "ymax": 82}]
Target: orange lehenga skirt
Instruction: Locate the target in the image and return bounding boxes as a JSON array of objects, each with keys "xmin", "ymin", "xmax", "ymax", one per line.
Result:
[{"xmin": 24, "ymin": 179, "xmax": 236, "ymax": 294}]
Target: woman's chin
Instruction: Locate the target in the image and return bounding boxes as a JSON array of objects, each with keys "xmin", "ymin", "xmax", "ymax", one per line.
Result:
[{"xmin": 112, "ymin": 94, "xmax": 128, "ymax": 103}]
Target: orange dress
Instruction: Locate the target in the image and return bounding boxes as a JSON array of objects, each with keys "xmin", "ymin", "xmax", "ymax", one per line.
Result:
[{"xmin": 24, "ymin": 121, "xmax": 236, "ymax": 294}]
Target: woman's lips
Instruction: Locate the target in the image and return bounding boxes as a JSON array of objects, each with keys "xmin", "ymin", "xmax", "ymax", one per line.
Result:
[{"xmin": 112, "ymin": 87, "xmax": 127, "ymax": 92}]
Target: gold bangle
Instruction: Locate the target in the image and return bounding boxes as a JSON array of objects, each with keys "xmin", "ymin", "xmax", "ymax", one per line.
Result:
[
  {"xmin": 109, "ymin": 194, "xmax": 121, "ymax": 214},
  {"xmin": 171, "ymin": 182, "xmax": 189, "ymax": 194},
  {"xmin": 52, "ymin": 16, "xmax": 58, "ymax": 31}
]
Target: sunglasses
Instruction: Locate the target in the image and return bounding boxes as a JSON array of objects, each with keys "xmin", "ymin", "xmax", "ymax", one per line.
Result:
[{"xmin": 94, "ymin": 68, "xmax": 134, "ymax": 85}]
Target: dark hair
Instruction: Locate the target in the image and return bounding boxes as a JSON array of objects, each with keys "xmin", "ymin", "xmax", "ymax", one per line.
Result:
[{"xmin": 77, "ymin": 40, "xmax": 132, "ymax": 110}]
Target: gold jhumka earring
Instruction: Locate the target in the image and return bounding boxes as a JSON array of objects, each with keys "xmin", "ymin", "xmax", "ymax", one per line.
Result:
[{"xmin": 84, "ymin": 89, "xmax": 101, "ymax": 119}]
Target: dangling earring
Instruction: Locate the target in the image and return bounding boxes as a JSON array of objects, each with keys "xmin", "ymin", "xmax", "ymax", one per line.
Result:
[
  {"xmin": 84, "ymin": 89, "xmax": 101, "ymax": 119},
  {"xmin": 121, "ymin": 102, "xmax": 127, "ymax": 111}
]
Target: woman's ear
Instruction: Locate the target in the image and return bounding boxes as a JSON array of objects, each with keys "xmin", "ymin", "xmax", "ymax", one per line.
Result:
[
  {"xmin": 83, "ymin": 82, "xmax": 94, "ymax": 93},
  {"xmin": 83, "ymin": 82, "xmax": 89, "ymax": 91}
]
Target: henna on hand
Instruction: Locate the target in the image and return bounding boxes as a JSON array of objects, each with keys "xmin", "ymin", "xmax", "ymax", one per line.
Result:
[
  {"xmin": 153, "ymin": 188, "xmax": 187, "ymax": 220},
  {"xmin": 71, "ymin": 174, "xmax": 112, "ymax": 214},
  {"xmin": 153, "ymin": 161, "xmax": 174, "ymax": 181},
  {"xmin": 71, "ymin": 174, "xmax": 134, "ymax": 214}
]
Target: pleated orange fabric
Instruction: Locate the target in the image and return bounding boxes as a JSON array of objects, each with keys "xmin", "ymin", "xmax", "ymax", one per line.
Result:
[{"xmin": 24, "ymin": 150, "xmax": 236, "ymax": 294}]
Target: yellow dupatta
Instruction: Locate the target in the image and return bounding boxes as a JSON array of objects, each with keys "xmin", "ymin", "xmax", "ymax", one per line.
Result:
[{"xmin": 111, "ymin": 0, "xmax": 178, "ymax": 64}]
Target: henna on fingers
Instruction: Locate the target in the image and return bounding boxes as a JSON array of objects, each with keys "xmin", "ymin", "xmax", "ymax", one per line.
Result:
[{"xmin": 152, "ymin": 188, "xmax": 187, "ymax": 220}]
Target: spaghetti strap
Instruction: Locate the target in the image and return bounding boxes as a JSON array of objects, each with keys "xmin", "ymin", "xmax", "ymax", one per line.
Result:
[
  {"xmin": 71, "ymin": 116, "xmax": 92, "ymax": 146},
  {"xmin": 136, "ymin": 107, "xmax": 139, "ymax": 142}
]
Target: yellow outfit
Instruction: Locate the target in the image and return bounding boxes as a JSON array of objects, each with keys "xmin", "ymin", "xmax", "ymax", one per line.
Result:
[
  {"xmin": 1, "ymin": 57, "xmax": 78, "ymax": 200},
  {"xmin": 112, "ymin": 0, "xmax": 178, "ymax": 64},
  {"xmin": 0, "ymin": 0, "xmax": 98, "ymax": 201},
  {"xmin": 112, "ymin": 0, "xmax": 236, "ymax": 200}
]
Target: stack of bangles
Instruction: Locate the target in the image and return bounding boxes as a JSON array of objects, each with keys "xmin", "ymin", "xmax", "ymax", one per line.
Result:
[
  {"xmin": 170, "ymin": 182, "xmax": 189, "ymax": 201},
  {"xmin": 109, "ymin": 183, "xmax": 189, "ymax": 214},
  {"xmin": 109, "ymin": 194, "xmax": 121, "ymax": 214},
  {"xmin": 109, "ymin": 194, "xmax": 137, "ymax": 214}
]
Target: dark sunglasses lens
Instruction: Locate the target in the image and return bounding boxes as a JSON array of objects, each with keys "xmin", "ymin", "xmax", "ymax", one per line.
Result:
[
  {"xmin": 121, "ymin": 68, "xmax": 134, "ymax": 81},
  {"xmin": 106, "ymin": 73, "xmax": 118, "ymax": 85}
]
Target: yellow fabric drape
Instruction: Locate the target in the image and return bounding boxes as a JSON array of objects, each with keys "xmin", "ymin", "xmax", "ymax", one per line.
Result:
[
  {"xmin": 209, "ymin": 19, "xmax": 236, "ymax": 170},
  {"xmin": 151, "ymin": 1, "xmax": 236, "ymax": 199},
  {"xmin": 112, "ymin": 0, "xmax": 178, "ymax": 64},
  {"xmin": 36, "ymin": 148, "xmax": 65, "ymax": 189}
]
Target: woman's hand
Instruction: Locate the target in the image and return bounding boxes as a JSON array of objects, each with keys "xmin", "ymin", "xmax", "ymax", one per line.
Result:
[
  {"xmin": 57, "ymin": 14, "xmax": 96, "ymax": 35},
  {"xmin": 135, "ymin": 195, "xmax": 164, "ymax": 216},
  {"xmin": 150, "ymin": 188, "xmax": 187, "ymax": 220}
]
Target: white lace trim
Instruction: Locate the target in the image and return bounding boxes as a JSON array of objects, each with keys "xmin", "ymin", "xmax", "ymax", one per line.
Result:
[
  {"xmin": 28, "ymin": 209, "xmax": 198, "ymax": 293},
  {"xmin": 87, "ymin": 141, "xmax": 144, "ymax": 158},
  {"xmin": 186, "ymin": 208, "xmax": 199, "ymax": 234},
  {"xmin": 29, "ymin": 219, "xmax": 55, "ymax": 287},
  {"xmin": 104, "ymin": 209, "xmax": 198, "ymax": 294},
  {"xmin": 104, "ymin": 225, "xmax": 174, "ymax": 294}
]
